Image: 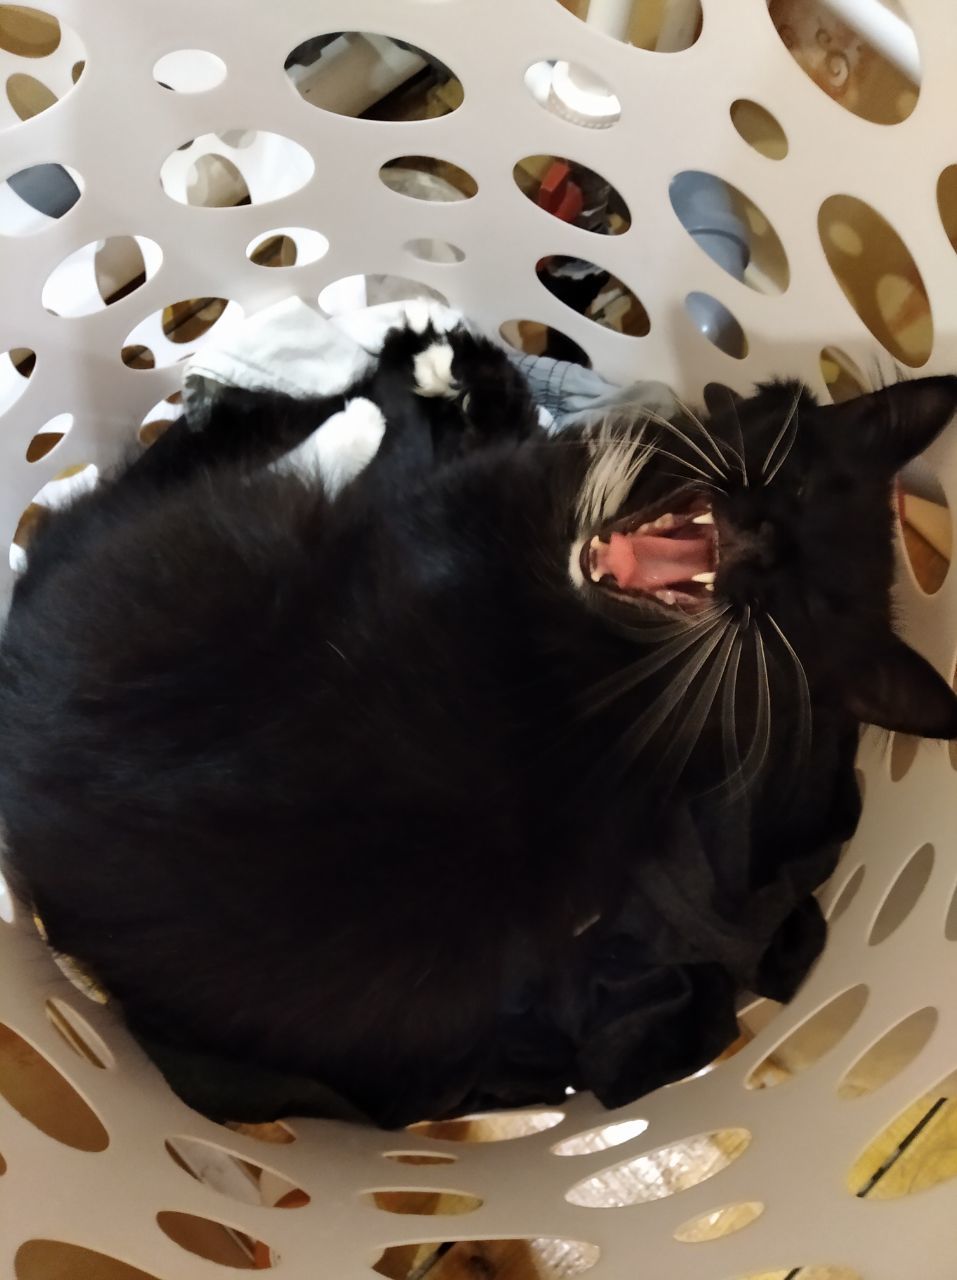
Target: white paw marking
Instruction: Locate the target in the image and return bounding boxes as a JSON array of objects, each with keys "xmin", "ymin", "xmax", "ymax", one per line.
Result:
[
  {"xmin": 275, "ymin": 397, "xmax": 386, "ymax": 496},
  {"xmin": 399, "ymin": 299, "xmax": 459, "ymax": 336},
  {"xmin": 404, "ymin": 299, "xmax": 432, "ymax": 335},
  {"xmin": 413, "ymin": 341, "xmax": 457, "ymax": 399}
]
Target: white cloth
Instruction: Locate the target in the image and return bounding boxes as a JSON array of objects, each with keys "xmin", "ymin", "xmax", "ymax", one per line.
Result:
[{"xmin": 182, "ymin": 295, "xmax": 464, "ymax": 423}]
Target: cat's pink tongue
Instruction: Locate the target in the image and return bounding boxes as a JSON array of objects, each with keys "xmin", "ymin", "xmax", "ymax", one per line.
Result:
[{"xmin": 593, "ymin": 531, "xmax": 711, "ymax": 591}]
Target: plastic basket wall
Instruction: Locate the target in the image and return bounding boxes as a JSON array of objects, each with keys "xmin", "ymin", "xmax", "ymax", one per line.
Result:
[{"xmin": 1, "ymin": 2, "xmax": 956, "ymax": 1278}]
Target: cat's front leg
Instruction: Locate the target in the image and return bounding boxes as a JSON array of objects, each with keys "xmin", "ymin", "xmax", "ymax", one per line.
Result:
[{"xmin": 374, "ymin": 312, "xmax": 541, "ymax": 457}]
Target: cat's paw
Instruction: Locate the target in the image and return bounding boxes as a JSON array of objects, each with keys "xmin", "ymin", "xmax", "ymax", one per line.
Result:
[{"xmin": 273, "ymin": 396, "xmax": 386, "ymax": 496}]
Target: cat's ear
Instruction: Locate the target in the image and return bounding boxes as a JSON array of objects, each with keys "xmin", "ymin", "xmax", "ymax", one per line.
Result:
[
  {"xmin": 843, "ymin": 634, "xmax": 957, "ymax": 738},
  {"xmin": 819, "ymin": 376, "xmax": 957, "ymax": 469},
  {"xmin": 702, "ymin": 383, "xmax": 744, "ymax": 419}
]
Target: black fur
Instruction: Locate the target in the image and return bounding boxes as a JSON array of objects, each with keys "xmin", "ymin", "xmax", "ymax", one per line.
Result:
[{"xmin": 1, "ymin": 322, "xmax": 955, "ymax": 1127}]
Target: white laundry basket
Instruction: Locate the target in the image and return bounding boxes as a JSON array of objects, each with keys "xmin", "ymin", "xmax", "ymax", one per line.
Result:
[{"xmin": 0, "ymin": 2, "xmax": 955, "ymax": 1277}]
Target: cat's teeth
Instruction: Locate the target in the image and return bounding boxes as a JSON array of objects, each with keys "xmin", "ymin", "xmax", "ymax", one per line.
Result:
[
  {"xmin": 705, "ymin": 583, "xmax": 715, "ymax": 592},
  {"xmin": 588, "ymin": 536, "xmax": 603, "ymax": 582},
  {"xmin": 692, "ymin": 511, "xmax": 714, "ymax": 525},
  {"xmin": 655, "ymin": 589, "xmax": 677, "ymax": 605},
  {"xmin": 692, "ymin": 571, "xmax": 716, "ymax": 584},
  {"xmin": 654, "ymin": 513, "xmax": 676, "ymax": 530}
]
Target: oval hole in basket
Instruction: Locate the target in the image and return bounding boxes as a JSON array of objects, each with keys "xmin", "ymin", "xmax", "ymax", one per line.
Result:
[
  {"xmin": 409, "ymin": 1110, "xmax": 564, "ymax": 1143},
  {"xmin": 224, "ymin": 1120, "xmax": 296, "ymax": 1144},
  {"xmin": 383, "ymin": 1151, "xmax": 457, "ymax": 1165},
  {"xmin": 123, "ymin": 297, "xmax": 240, "ymax": 367},
  {"xmin": 367, "ymin": 1190, "xmax": 482, "ymax": 1215},
  {"xmin": 7, "ymin": 71, "xmax": 56, "ymax": 122},
  {"xmin": 745, "ymin": 986, "xmax": 869, "ymax": 1089},
  {"xmin": 513, "ymin": 155, "xmax": 631, "ymax": 233},
  {"xmin": 820, "ymin": 346, "xmax": 868, "ymax": 403},
  {"xmin": 0, "ymin": 1022, "xmax": 108, "ymax": 1150},
  {"xmin": 374, "ymin": 1237, "xmax": 600, "ymax": 1280},
  {"xmin": 26, "ymin": 412, "xmax": 72, "ymax": 462},
  {"xmin": 565, "ymin": 1128, "xmax": 751, "ymax": 1207},
  {"xmin": 556, "ymin": 0, "xmax": 700, "ymax": 51},
  {"xmin": 685, "ymin": 292, "xmax": 747, "ymax": 359},
  {"xmin": 166, "ymin": 1136, "xmax": 309, "ymax": 1207},
  {"xmin": 937, "ymin": 163, "xmax": 957, "ymax": 260},
  {"xmin": 827, "ymin": 864, "xmax": 865, "ymax": 923},
  {"xmin": 499, "ymin": 318, "xmax": 591, "ymax": 368},
  {"xmin": 16, "ymin": 1241, "xmax": 163, "ymax": 1280},
  {"xmin": 770, "ymin": 2, "xmax": 918, "ymax": 124},
  {"xmin": 730, "ymin": 99, "xmax": 787, "ymax": 159},
  {"xmin": 122, "ymin": 344, "xmax": 155, "ymax": 371},
  {"xmin": 818, "ymin": 195, "xmax": 931, "ymax": 367},
  {"xmin": 525, "ymin": 59, "xmax": 621, "ymax": 127},
  {"xmin": 869, "ymin": 843, "xmax": 934, "ymax": 945},
  {"xmin": 380, "ymin": 156, "xmax": 476, "ymax": 202},
  {"xmin": 42, "ymin": 235, "xmax": 161, "ymax": 317},
  {"xmin": 846, "ymin": 1065, "xmax": 957, "ymax": 1198},
  {"xmin": 161, "ymin": 132, "xmax": 312, "ymax": 207},
  {"xmin": 733, "ymin": 1271, "xmax": 861, "ymax": 1280},
  {"xmin": 10, "ymin": 462, "xmax": 98, "ymax": 573},
  {"xmin": 838, "ymin": 1007, "xmax": 938, "ymax": 1100},
  {"xmin": 889, "ymin": 733, "xmax": 920, "ymax": 781},
  {"xmin": 0, "ymin": 345, "xmax": 35, "ymax": 416},
  {"xmin": 552, "ymin": 1117, "xmax": 648, "ymax": 1156},
  {"xmin": 674, "ymin": 1200, "xmax": 764, "ymax": 1243},
  {"xmin": 901, "ymin": 485, "xmax": 951, "ymax": 595},
  {"xmin": 404, "ymin": 237, "xmax": 465, "ymax": 265},
  {"xmin": 45, "ymin": 998, "xmax": 113, "ymax": 1068},
  {"xmin": 0, "ymin": 5, "xmax": 61, "ymax": 57},
  {"xmin": 157, "ymin": 1211, "xmax": 270, "ymax": 1268},
  {"xmin": 246, "ymin": 227, "xmax": 328, "ymax": 268},
  {"xmin": 670, "ymin": 171, "xmax": 789, "ymax": 294},
  {"xmin": 153, "ymin": 49, "xmax": 226, "ymax": 93},
  {"xmin": 319, "ymin": 275, "xmax": 448, "ymax": 315},
  {"xmin": 0, "ymin": 162, "xmax": 83, "ymax": 235},
  {"xmin": 139, "ymin": 393, "xmax": 182, "ymax": 447},
  {"xmin": 537, "ymin": 255, "xmax": 650, "ymax": 338},
  {"xmin": 286, "ymin": 33, "xmax": 460, "ymax": 120}
]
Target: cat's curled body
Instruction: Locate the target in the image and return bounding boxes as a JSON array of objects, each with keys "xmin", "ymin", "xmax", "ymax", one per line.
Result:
[{"xmin": 2, "ymin": 316, "xmax": 956, "ymax": 1128}]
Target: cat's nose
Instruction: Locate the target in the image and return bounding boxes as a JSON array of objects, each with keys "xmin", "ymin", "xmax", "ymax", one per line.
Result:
[{"xmin": 719, "ymin": 518, "xmax": 780, "ymax": 571}]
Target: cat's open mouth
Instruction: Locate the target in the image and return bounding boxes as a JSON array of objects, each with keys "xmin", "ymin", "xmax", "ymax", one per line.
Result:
[{"xmin": 580, "ymin": 495, "xmax": 718, "ymax": 611}]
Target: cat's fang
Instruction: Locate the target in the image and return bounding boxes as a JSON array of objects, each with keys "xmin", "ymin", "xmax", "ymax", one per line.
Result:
[
  {"xmin": 692, "ymin": 572, "xmax": 716, "ymax": 584},
  {"xmin": 692, "ymin": 510, "xmax": 714, "ymax": 525},
  {"xmin": 655, "ymin": 589, "xmax": 677, "ymax": 605},
  {"xmin": 588, "ymin": 536, "xmax": 604, "ymax": 582}
]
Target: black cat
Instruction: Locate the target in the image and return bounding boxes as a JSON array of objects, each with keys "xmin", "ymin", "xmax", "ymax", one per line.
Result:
[{"xmin": 1, "ymin": 318, "xmax": 955, "ymax": 1127}]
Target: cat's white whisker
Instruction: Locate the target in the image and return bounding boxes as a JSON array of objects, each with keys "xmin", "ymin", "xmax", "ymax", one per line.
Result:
[
  {"xmin": 761, "ymin": 386, "xmax": 801, "ymax": 482},
  {"xmin": 671, "ymin": 392, "xmax": 744, "ymax": 479},
  {"xmin": 766, "ymin": 611, "xmax": 812, "ymax": 762},
  {"xmin": 644, "ymin": 410, "xmax": 728, "ymax": 481}
]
